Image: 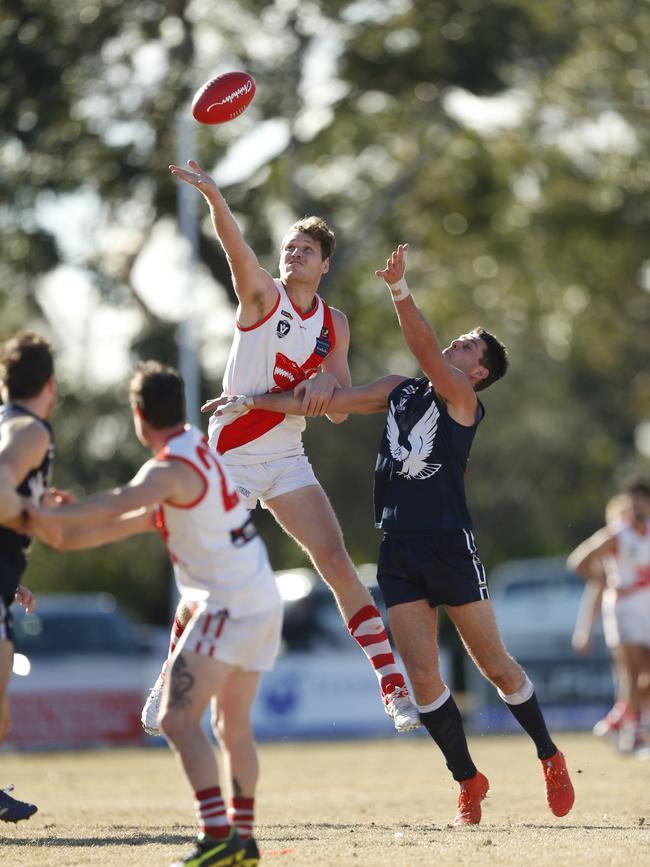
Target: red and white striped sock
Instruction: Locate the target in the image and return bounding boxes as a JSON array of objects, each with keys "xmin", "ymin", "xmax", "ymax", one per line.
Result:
[
  {"xmin": 158, "ymin": 615, "xmax": 188, "ymax": 683},
  {"xmin": 169, "ymin": 614, "xmax": 186, "ymax": 655},
  {"xmin": 194, "ymin": 786, "xmax": 230, "ymax": 839},
  {"xmin": 347, "ymin": 605, "xmax": 405, "ymax": 698},
  {"xmin": 228, "ymin": 796, "xmax": 255, "ymax": 841}
]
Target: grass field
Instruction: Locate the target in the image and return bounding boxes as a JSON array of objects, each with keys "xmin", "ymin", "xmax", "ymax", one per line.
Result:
[{"xmin": 1, "ymin": 732, "xmax": 649, "ymax": 866}]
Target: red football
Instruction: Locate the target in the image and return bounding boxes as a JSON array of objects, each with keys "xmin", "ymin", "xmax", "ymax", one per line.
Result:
[{"xmin": 191, "ymin": 71, "xmax": 256, "ymax": 125}]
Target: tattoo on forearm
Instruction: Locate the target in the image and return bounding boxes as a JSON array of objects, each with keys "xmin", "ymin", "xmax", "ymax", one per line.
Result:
[{"xmin": 169, "ymin": 654, "xmax": 194, "ymax": 709}]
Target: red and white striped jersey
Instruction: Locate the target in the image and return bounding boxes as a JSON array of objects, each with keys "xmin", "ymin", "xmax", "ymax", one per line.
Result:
[
  {"xmin": 154, "ymin": 425, "xmax": 280, "ymax": 616},
  {"xmin": 603, "ymin": 520, "xmax": 650, "ymax": 596},
  {"xmin": 208, "ymin": 279, "xmax": 336, "ymax": 464}
]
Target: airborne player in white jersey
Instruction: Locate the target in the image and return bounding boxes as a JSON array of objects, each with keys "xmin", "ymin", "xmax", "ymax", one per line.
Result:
[
  {"xmin": 29, "ymin": 362, "xmax": 279, "ymax": 867},
  {"xmin": 147, "ymin": 160, "xmax": 419, "ymax": 735}
]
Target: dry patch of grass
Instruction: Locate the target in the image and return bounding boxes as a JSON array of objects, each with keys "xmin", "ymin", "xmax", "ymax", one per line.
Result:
[{"xmin": 1, "ymin": 732, "xmax": 648, "ymax": 866}]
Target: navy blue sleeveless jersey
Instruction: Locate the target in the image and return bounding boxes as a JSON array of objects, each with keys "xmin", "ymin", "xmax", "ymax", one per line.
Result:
[
  {"xmin": 373, "ymin": 377, "xmax": 484, "ymax": 531},
  {"xmin": 0, "ymin": 403, "xmax": 54, "ymax": 597}
]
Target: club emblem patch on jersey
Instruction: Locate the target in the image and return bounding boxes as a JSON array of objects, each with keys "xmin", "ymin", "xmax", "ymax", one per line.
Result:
[
  {"xmin": 314, "ymin": 325, "xmax": 331, "ymax": 357},
  {"xmin": 276, "ymin": 320, "xmax": 291, "ymax": 338}
]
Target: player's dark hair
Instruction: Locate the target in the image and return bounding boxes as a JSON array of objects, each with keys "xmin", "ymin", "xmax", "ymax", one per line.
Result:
[
  {"xmin": 287, "ymin": 216, "xmax": 335, "ymax": 261},
  {"xmin": 0, "ymin": 332, "xmax": 54, "ymax": 400},
  {"xmin": 623, "ymin": 477, "xmax": 650, "ymax": 500},
  {"xmin": 129, "ymin": 361, "xmax": 186, "ymax": 429},
  {"xmin": 473, "ymin": 326, "xmax": 509, "ymax": 392}
]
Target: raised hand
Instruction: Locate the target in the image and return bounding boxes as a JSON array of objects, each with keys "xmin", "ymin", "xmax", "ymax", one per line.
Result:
[
  {"xmin": 169, "ymin": 160, "xmax": 218, "ymax": 196},
  {"xmin": 375, "ymin": 243, "xmax": 410, "ymax": 303},
  {"xmin": 375, "ymin": 243, "xmax": 409, "ymax": 286}
]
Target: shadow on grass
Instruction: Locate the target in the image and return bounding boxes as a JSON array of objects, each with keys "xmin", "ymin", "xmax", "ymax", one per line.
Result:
[{"xmin": 8, "ymin": 832, "xmax": 191, "ymax": 847}]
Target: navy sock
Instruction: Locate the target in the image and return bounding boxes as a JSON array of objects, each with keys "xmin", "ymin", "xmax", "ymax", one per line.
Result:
[
  {"xmin": 503, "ymin": 693, "xmax": 556, "ymax": 759},
  {"xmin": 419, "ymin": 695, "xmax": 477, "ymax": 782}
]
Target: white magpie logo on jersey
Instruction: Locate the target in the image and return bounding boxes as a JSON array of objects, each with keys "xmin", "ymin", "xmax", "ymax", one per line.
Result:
[
  {"xmin": 276, "ymin": 320, "xmax": 291, "ymax": 338},
  {"xmin": 386, "ymin": 399, "xmax": 442, "ymax": 480}
]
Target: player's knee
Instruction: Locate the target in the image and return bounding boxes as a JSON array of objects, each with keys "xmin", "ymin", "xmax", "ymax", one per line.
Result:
[
  {"xmin": 481, "ymin": 655, "xmax": 521, "ymax": 691},
  {"xmin": 406, "ymin": 662, "xmax": 443, "ymax": 696},
  {"xmin": 216, "ymin": 715, "xmax": 253, "ymax": 752},
  {"xmin": 312, "ymin": 544, "xmax": 354, "ymax": 583}
]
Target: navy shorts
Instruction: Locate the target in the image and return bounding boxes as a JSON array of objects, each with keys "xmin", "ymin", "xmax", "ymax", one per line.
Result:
[
  {"xmin": 377, "ymin": 529, "xmax": 489, "ymax": 609},
  {"xmin": 0, "ymin": 597, "xmax": 15, "ymax": 643},
  {"xmin": 0, "ymin": 549, "xmax": 25, "ymax": 644}
]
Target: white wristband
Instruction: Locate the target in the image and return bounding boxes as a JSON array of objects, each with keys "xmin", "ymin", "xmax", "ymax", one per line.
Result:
[{"xmin": 386, "ymin": 277, "xmax": 410, "ymax": 301}]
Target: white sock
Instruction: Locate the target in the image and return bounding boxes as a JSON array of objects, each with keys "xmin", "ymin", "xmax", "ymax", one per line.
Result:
[
  {"xmin": 498, "ymin": 674, "xmax": 534, "ymax": 705},
  {"xmin": 417, "ymin": 685, "xmax": 451, "ymax": 714}
]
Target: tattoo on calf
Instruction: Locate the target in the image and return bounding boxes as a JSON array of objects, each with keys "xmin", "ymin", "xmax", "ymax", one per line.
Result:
[
  {"xmin": 169, "ymin": 654, "xmax": 194, "ymax": 709},
  {"xmin": 232, "ymin": 777, "xmax": 242, "ymax": 797}
]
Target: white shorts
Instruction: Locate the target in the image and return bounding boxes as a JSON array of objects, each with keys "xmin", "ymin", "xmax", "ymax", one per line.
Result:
[
  {"xmin": 179, "ymin": 602, "xmax": 283, "ymax": 672},
  {"xmin": 602, "ymin": 588, "xmax": 650, "ymax": 649},
  {"xmin": 224, "ymin": 454, "xmax": 319, "ymax": 511}
]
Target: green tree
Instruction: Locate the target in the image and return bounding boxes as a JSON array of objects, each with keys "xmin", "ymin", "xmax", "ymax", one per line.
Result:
[{"xmin": 2, "ymin": 0, "xmax": 648, "ymax": 621}]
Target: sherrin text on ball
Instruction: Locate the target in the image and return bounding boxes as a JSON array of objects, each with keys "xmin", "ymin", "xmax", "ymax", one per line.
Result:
[{"xmin": 191, "ymin": 71, "xmax": 256, "ymax": 125}]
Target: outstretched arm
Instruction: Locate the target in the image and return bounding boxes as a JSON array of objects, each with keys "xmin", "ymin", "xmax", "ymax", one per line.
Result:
[
  {"xmin": 27, "ymin": 461, "xmax": 186, "ymax": 550},
  {"xmin": 48, "ymin": 508, "xmax": 156, "ymax": 551},
  {"xmin": 566, "ymin": 527, "xmax": 615, "ymax": 580},
  {"xmin": 211, "ymin": 375, "xmax": 406, "ymax": 422},
  {"xmin": 169, "ymin": 160, "xmax": 277, "ymax": 325},
  {"xmin": 375, "ymin": 244, "xmax": 477, "ymax": 416},
  {"xmin": 572, "ymin": 577, "xmax": 605, "ymax": 655}
]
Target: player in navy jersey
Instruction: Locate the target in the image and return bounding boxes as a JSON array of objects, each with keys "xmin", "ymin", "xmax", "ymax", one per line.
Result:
[
  {"xmin": 0, "ymin": 331, "xmax": 62, "ymax": 823},
  {"xmin": 211, "ymin": 243, "xmax": 575, "ymax": 826}
]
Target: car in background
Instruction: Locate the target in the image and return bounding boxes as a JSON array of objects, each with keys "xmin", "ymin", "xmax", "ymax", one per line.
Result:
[
  {"xmin": 489, "ymin": 556, "xmax": 606, "ymax": 659},
  {"xmin": 8, "ymin": 593, "xmax": 165, "ymax": 749},
  {"xmin": 276, "ymin": 564, "xmax": 385, "ymax": 653}
]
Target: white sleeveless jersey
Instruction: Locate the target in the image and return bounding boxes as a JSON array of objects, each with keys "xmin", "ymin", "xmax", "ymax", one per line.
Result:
[
  {"xmin": 602, "ymin": 520, "xmax": 650, "ymax": 595},
  {"xmin": 208, "ymin": 279, "xmax": 336, "ymax": 465},
  {"xmin": 154, "ymin": 425, "xmax": 280, "ymax": 617}
]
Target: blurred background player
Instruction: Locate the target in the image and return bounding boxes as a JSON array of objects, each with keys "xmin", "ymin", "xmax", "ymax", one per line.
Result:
[
  {"xmin": 570, "ymin": 494, "xmax": 633, "ymax": 740},
  {"xmin": 568, "ymin": 479, "xmax": 650, "ymax": 753},
  {"xmin": 210, "ymin": 243, "xmax": 575, "ymax": 825},
  {"xmin": 0, "ymin": 332, "xmax": 62, "ymax": 822},
  {"xmin": 147, "ymin": 160, "xmax": 419, "ymax": 735},
  {"xmin": 30, "ymin": 362, "xmax": 280, "ymax": 867}
]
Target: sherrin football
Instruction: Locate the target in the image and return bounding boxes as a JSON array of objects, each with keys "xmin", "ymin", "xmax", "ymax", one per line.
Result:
[{"xmin": 191, "ymin": 71, "xmax": 256, "ymax": 125}]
